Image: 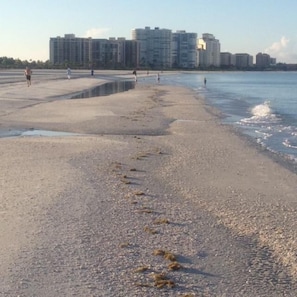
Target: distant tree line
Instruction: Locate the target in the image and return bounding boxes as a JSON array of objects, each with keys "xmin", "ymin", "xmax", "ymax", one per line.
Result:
[
  {"xmin": 0, "ymin": 57, "xmax": 52, "ymax": 69},
  {"xmin": 1, "ymin": 56, "xmax": 297, "ymax": 71}
]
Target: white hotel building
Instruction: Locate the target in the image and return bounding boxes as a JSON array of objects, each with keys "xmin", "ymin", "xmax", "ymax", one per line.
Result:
[
  {"xmin": 198, "ymin": 33, "xmax": 221, "ymax": 67},
  {"xmin": 172, "ymin": 31, "xmax": 198, "ymax": 68},
  {"xmin": 132, "ymin": 27, "xmax": 198, "ymax": 69},
  {"xmin": 132, "ymin": 27, "xmax": 172, "ymax": 69}
]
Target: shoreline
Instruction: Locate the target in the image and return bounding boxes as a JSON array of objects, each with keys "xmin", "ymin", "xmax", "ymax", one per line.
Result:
[
  {"xmin": 157, "ymin": 85, "xmax": 297, "ymax": 282},
  {"xmin": 1, "ymin": 78, "xmax": 297, "ymax": 296}
]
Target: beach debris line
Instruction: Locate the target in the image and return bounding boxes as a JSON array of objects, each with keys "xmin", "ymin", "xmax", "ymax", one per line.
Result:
[
  {"xmin": 150, "ymin": 272, "xmax": 167, "ymax": 281},
  {"xmin": 133, "ymin": 190, "xmax": 145, "ymax": 196},
  {"xmin": 133, "ymin": 151, "xmax": 150, "ymax": 160},
  {"xmin": 153, "ymin": 249, "xmax": 177, "ymax": 262},
  {"xmin": 150, "ymin": 272, "xmax": 175, "ymax": 288},
  {"xmin": 134, "ymin": 271, "xmax": 175, "ymax": 289},
  {"xmin": 136, "ymin": 207, "xmax": 154, "ymax": 214},
  {"xmin": 110, "ymin": 161, "xmax": 123, "ymax": 171},
  {"xmin": 135, "ymin": 282, "xmax": 152, "ymax": 288},
  {"xmin": 134, "ymin": 265, "xmax": 150, "ymax": 273},
  {"xmin": 168, "ymin": 261, "xmax": 183, "ymax": 271},
  {"xmin": 153, "ymin": 218, "xmax": 170, "ymax": 224},
  {"xmin": 144, "ymin": 226, "xmax": 158, "ymax": 234},
  {"xmin": 119, "ymin": 242, "xmax": 130, "ymax": 248},
  {"xmin": 155, "ymin": 279, "xmax": 175, "ymax": 289},
  {"xmin": 109, "ymin": 148, "xmax": 189, "ymax": 292},
  {"xmin": 120, "ymin": 177, "xmax": 131, "ymax": 184}
]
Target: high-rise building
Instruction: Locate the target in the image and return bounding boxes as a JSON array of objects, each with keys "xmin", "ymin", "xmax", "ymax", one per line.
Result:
[
  {"xmin": 132, "ymin": 27, "xmax": 172, "ymax": 69},
  {"xmin": 256, "ymin": 52, "xmax": 272, "ymax": 68},
  {"xmin": 50, "ymin": 35, "xmax": 139, "ymax": 69},
  {"xmin": 220, "ymin": 52, "xmax": 235, "ymax": 67},
  {"xmin": 234, "ymin": 53, "xmax": 253, "ymax": 68},
  {"xmin": 123, "ymin": 40, "xmax": 139, "ymax": 69},
  {"xmin": 90, "ymin": 38, "xmax": 120, "ymax": 68},
  {"xmin": 171, "ymin": 31, "xmax": 198, "ymax": 68},
  {"xmin": 50, "ymin": 34, "xmax": 91, "ymax": 67},
  {"xmin": 89, "ymin": 38, "xmax": 107, "ymax": 68},
  {"xmin": 198, "ymin": 33, "xmax": 220, "ymax": 67},
  {"xmin": 270, "ymin": 57, "xmax": 277, "ymax": 65}
]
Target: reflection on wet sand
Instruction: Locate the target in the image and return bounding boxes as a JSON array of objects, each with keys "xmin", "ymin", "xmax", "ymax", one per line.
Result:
[{"xmin": 71, "ymin": 80, "xmax": 135, "ymax": 99}]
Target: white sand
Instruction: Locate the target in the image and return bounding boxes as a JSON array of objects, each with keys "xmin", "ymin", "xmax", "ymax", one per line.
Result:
[{"xmin": 1, "ymin": 75, "xmax": 297, "ymax": 296}]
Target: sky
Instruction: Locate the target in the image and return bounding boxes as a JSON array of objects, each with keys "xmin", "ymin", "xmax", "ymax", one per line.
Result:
[{"xmin": 1, "ymin": 0, "xmax": 297, "ymax": 63}]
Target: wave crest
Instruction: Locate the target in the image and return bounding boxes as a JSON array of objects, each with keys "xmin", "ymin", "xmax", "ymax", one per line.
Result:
[
  {"xmin": 241, "ymin": 101, "xmax": 279, "ymax": 124},
  {"xmin": 251, "ymin": 101, "xmax": 271, "ymax": 117}
]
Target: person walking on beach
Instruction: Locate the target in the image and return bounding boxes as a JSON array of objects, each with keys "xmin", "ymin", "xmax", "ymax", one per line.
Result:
[
  {"xmin": 24, "ymin": 67, "xmax": 32, "ymax": 87},
  {"xmin": 132, "ymin": 69, "xmax": 137, "ymax": 82},
  {"xmin": 67, "ymin": 67, "xmax": 71, "ymax": 79}
]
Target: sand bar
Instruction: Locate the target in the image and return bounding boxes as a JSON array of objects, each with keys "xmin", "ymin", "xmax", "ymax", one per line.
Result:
[{"xmin": 1, "ymin": 73, "xmax": 297, "ymax": 296}]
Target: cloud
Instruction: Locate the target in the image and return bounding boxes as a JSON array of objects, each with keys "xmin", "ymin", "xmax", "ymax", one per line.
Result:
[
  {"xmin": 265, "ymin": 36, "xmax": 297, "ymax": 63},
  {"xmin": 84, "ymin": 28, "xmax": 111, "ymax": 38}
]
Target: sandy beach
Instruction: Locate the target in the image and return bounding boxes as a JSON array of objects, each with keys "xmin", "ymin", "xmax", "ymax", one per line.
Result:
[{"xmin": 1, "ymin": 72, "xmax": 297, "ymax": 296}]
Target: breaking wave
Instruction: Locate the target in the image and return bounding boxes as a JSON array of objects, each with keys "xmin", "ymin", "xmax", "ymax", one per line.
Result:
[{"xmin": 241, "ymin": 101, "xmax": 279, "ymax": 125}]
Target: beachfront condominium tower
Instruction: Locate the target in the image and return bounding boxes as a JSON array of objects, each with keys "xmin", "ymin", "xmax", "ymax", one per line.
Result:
[
  {"xmin": 235, "ymin": 53, "xmax": 253, "ymax": 68},
  {"xmin": 198, "ymin": 33, "xmax": 221, "ymax": 68},
  {"xmin": 50, "ymin": 35, "xmax": 139, "ymax": 68},
  {"xmin": 220, "ymin": 52, "xmax": 236, "ymax": 67},
  {"xmin": 89, "ymin": 38, "xmax": 139, "ymax": 68},
  {"xmin": 132, "ymin": 27, "xmax": 172, "ymax": 69},
  {"xmin": 50, "ymin": 34, "xmax": 91, "ymax": 67},
  {"xmin": 256, "ymin": 52, "xmax": 274, "ymax": 68},
  {"xmin": 171, "ymin": 31, "xmax": 198, "ymax": 68}
]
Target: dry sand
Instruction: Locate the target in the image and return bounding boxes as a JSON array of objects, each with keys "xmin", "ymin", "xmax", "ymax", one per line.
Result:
[{"xmin": 1, "ymin": 75, "xmax": 297, "ymax": 296}]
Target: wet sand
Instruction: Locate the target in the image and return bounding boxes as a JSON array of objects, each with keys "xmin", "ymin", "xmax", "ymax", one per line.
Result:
[{"xmin": 1, "ymin": 74, "xmax": 297, "ymax": 296}]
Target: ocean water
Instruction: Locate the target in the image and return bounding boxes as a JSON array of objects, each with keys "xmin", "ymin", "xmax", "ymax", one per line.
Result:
[{"xmin": 145, "ymin": 72, "xmax": 297, "ymax": 166}]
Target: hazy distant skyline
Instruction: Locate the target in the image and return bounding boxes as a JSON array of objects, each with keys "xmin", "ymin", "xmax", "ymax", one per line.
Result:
[{"xmin": 1, "ymin": 0, "xmax": 297, "ymax": 63}]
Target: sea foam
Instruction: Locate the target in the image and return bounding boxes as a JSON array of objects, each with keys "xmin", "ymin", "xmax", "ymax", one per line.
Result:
[{"xmin": 241, "ymin": 101, "xmax": 279, "ymax": 125}]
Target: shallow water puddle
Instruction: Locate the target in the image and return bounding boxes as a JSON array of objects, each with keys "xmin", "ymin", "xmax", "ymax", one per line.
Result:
[
  {"xmin": 21, "ymin": 129, "xmax": 80, "ymax": 137},
  {"xmin": 71, "ymin": 80, "xmax": 135, "ymax": 99},
  {"xmin": 0, "ymin": 129, "xmax": 80, "ymax": 138}
]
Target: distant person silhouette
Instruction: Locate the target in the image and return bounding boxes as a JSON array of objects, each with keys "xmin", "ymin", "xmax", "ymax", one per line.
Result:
[
  {"xmin": 132, "ymin": 69, "xmax": 137, "ymax": 82},
  {"xmin": 24, "ymin": 67, "xmax": 32, "ymax": 87},
  {"xmin": 67, "ymin": 67, "xmax": 71, "ymax": 79},
  {"xmin": 204, "ymin": 77, "xmax": 207, "ymax": 86}
]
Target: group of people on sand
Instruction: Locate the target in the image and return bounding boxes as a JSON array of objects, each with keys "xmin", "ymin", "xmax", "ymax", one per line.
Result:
[
  {"xmin": 24, "ymin": 66, "xmax": 73, "ymax": 86},
  {"xmin": 24, "ymin": 67, "xmax": 205, "ymax": 88},
  {"xmin": 24, "ymin": 66, "xmax": 97, "ymax": 86},
  {"xmin": 133, "ymin": 69, "xmax": 161, "ymax": 84}
]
